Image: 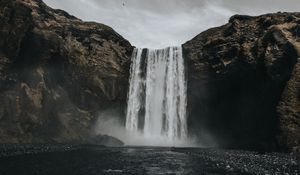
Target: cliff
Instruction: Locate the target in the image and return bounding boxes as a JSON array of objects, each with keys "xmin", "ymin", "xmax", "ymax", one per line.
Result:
[
  {"xmin": 183, "ymin": 13, "xmax": 300, "ymax": 153},
  {"xmin": 0, "ymin": 0, "xmax": 133, "ymax": 143},
  {"xmin": 1, "ymin": 0, "xmax": 300, "ymax": 154}
]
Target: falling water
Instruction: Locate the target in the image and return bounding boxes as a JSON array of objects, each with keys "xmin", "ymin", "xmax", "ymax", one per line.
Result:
[{"xmin": 126, "ymin": 46, "xmax": 187, "ymax": 145}]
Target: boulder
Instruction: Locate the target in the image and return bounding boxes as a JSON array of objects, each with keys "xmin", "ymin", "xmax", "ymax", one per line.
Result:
[{"xmin": 88, "ymin": 135, "xmax": 124, "ymax": 147}]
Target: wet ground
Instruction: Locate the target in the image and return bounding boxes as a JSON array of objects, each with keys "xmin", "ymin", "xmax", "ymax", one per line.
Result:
[{"xmin": 0, "ymin": 145, "xmax": 299, "ymax": 175}]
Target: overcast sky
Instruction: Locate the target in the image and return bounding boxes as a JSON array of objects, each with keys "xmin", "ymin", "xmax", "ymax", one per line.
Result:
[{"xmin": 44, "ymin": 0, "xmax": 299, "ymax": 48}]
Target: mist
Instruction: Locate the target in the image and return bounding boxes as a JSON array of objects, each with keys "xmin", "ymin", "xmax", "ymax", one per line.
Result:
[
  {"xmin": 43, "ymin": 0, "xmax": 299, "ymax": 48},
  {"xmin": 92, "ymin": 109, "xmax": 202, "ymax": 147}
]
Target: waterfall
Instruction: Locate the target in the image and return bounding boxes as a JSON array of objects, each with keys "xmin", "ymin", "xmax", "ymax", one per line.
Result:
[{"xmin": 126, "ymin": 46, "xmax": 187, "ymax": 144}]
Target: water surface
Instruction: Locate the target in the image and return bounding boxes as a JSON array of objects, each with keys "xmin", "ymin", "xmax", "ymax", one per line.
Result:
[{"xmin": 0, "ymin": 145, "xmax": 299, "ymax": 175}]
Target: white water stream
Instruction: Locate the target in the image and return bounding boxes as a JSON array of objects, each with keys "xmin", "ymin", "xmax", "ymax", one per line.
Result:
[{"xmin": 125, "ymin": 46, "xmax": 187, "ymax": 145}]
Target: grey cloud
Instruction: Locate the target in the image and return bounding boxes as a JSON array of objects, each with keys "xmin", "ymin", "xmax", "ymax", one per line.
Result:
[
  {"xmin": 44, "ymin": 0, "xmax": 299, "ymax": 48},
  {"xmin": 222, "ymin": 0, "xmax": 300, "ymax": 14}
]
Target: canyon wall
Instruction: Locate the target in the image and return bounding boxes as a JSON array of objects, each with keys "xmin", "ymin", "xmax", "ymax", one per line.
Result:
[
  {"xmin": 183, "ymin": 13, "xmax": 300, "ymax": 153},
  {"xmin": 0, "ymin": 0, "xmax": 133, "ymax": 143},
  {"xmin": 1, "ymin": 0, "xmax": 300, "ymax": 154}
]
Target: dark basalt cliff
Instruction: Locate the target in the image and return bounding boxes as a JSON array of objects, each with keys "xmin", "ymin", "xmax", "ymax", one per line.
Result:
[
  {"xmin": 1, "ymin": 0, "xmax": 300, "ymax": 155},
  {"xmin": 183, "ymin": 13, "xmax": 300, "ymax": 153},
  {"xmin": 0, "ymin": 0, "xmax": 133, "ymax": 143}
]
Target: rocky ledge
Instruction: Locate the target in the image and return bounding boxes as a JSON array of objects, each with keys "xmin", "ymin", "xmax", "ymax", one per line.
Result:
[
  {"xmin": 183, "ymin": 13, "xmax": 300, "ymax": 154},
  {"xmin": 0, "ymin": 0, "xmax": 133, "ymax": 143}
]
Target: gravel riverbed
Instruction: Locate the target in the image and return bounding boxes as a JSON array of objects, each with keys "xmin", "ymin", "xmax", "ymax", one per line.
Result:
[{"xmin": 0, "ymin": 145, "xmax": 299, "ymax": 175}]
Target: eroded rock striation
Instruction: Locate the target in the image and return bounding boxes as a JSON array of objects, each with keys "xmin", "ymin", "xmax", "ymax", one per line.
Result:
[
  {"xmin": 0, "ymin": 0, "xmax": 133, "ymax": 143},
  {"xmin": 183, "ymin": 13, "xmax": 300, "ymax": 153}
]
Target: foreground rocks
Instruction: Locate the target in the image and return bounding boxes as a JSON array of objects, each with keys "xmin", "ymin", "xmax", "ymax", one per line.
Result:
[
  {"xmin": 0, "ymin": 0, "xmax": 133, "ymax": 143},
  {"xmin": 0, "ymin": 146, "xmax": 299, "ymax": 174},
  {"xmin": 183, "ymin": 13, "xmax": 300, "ymax": 153},
  {"xmin": 0, "ymin": 144, "xmax": 80, "ymax": 157},
  {"xmin": 176, "ymin": 148, "xmax": 300, "ymax": 174}
]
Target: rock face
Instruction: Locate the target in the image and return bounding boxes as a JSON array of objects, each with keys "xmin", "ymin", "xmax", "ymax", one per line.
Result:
[
  {"xmin": 88, "ymin": 135, "xmax": 124, "ymax": 147},
  {"xmin": 1, "ymin": 0, "xmax": 299, "ymax": 154},
  {"xmin": 0, "ymin": 0, "xmax": 133, "ymax": 143},
  {"xmin": 277, "ymin": 61, "xmax": 300, "ymax": 154},
  {"xmin": 183, "ymin": 13, "xmax": 300, "ymax": 152}
]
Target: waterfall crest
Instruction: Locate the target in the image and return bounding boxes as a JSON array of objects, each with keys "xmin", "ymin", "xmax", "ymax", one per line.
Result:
[{"xmin": 126, "ymin": 46, "xmax": 187, "ymax": 145}]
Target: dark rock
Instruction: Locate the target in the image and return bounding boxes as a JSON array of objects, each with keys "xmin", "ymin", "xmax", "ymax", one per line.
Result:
[
  {"xmin": 183, "ymin": 12, "xmax": 300, "ymax": 153},
  {"xmin": 0, "ymin": 0, "xmax": 133, "ymax": 143},
  {"xmin": 277, "ymin": 61, "xmax": 300, "ymax": 155},
  {"xmin": 1, "ymin": 0, "xmax": 300, "ymax": 157},
  {"xmin": 88, "ymin": 135, "xmax": 124, "ymax": 147}
]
